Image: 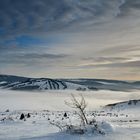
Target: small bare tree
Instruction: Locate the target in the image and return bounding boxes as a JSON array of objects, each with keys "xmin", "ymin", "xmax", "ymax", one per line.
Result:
[
  {"xmin": 49, "ymin": 94, "xmax": 106, "ymax": 135},
  {"xmin": 65, "ymin": 94, "xmax": 88, "ymax": 126}
]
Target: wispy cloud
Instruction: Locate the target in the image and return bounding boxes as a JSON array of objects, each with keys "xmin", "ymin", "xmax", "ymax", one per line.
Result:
[{"xmin": 0, "ymin": 0, "xmax": 140, "ymax": 80}]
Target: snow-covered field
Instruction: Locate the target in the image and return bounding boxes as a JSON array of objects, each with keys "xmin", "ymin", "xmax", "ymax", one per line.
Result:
[{"xmin": 0, "ymin": 89, "xmax": 140, "ymax": 140}]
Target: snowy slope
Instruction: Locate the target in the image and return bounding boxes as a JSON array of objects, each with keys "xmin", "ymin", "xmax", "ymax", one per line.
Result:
[
  {"xmin": 0, "ymin": 89, "xmax": 140, "ymax": 140},
  {"xmin": 0, "ymin": 75, "xmax": 140, "ymax": 91},
  {"xmin": 0, "ymin": 75, "xmax": 87, "ymax": 90},
  {"xmin": 105, "ymin": 99, "xmax": 140, "ymax": 111}
]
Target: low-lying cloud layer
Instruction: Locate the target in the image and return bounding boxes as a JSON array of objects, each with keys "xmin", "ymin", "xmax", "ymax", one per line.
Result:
[{"xmin": 0, "ymin": 0, "xmax": 140, "ymax": 80}]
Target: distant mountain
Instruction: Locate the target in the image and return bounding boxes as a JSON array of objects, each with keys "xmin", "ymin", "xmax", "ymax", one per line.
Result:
[
  {"xmin": 62, "ymin": 79, "xmax": 140, "ymax": 91},
  {"xmin": 105, "ymin": 99, "xmax": 140, "ymax": 110},
  {"xmin": 0, "ymin": 75, "xmax": 86, "ymax": 90},
  {"xmin": 0, "ymin": 75, "xmax": 140, "ymax": 91}
]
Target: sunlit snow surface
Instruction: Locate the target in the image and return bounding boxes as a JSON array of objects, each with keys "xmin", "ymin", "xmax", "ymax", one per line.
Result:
[{"xmin": 0, "ymin": 89, "xmax": 140, "ymax": 140}]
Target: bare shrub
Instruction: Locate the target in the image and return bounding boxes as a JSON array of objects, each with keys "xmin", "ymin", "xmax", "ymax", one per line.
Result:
[
  {"xmin": 65, "ymin": 94, "xmax": 88, "ymax": 126},
  {"xmin": 49, "ymin": 94, "xmax": 106, "ymax": 135}
]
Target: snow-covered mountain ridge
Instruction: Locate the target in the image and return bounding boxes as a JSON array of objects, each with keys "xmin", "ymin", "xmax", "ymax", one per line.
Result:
[
  {"xmin": 0, "ymin": 75, "xmax": 87, "ymax": 90},
  {"xmin": 0, "ymin": 75, "xmax": 140, "ymax": 91},
  {"xmin": 105, "ymin": 99, "xmax": 140, "ymax": 110}
]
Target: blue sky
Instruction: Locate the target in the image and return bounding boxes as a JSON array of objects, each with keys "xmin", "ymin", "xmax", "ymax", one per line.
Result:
[
  {"xmin": 0, "ymin": 0, "xmax": 140, "ymax": 80},
  {"xmin": 3, "ymin": 36, "xmax": 46, "ymax": 47}
]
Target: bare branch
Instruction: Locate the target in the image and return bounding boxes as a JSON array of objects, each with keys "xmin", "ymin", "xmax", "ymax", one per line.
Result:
[
  {"xmin": 65, "ymin": 94, "xmax": 88, "ymax": 125},
  {"xmin": 49, "ymin": 122, "xmax": 63, "ymax": 131}
]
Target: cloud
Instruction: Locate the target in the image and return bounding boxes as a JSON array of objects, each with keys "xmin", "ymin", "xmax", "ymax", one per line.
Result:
[
  {"xmin": 82, "ymin": 56, "xmax": 130, "ymax": 63},
  {"xmin": 24, "ymin": 53, "xmax": 68, "ymax": 59},
  {"xmin": 0, "ymin": 0, "xmax": 140, "ymax": 80},
  {"xmin": 0, "ymin": 0, "xmax": 95, "ymax": 36},
  {"xmin": 78, "ymin": 58, "xmax": 140, "ymax": 69},
  {"xmin": 0, "ymin": 52, "xmax": 68, "ymax": 65},
  {"xmin": 119, "ymin": 0, "xmax": 140, "ymax": 16},
  {"xmin": 1, "ymin": 0, "xmax": 136, "ymax": 39}
]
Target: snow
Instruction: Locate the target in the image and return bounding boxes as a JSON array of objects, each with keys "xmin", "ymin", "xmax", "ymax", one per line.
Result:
[
  {"xmin": 0, "ymin": 81, "xmax": 7, "ymax": 84},
  {"xmin": 0, "ymin": 89, "xmax": 140, "ymax": 140},
  {"xmin": 0, "ymin": 77, "xmax": 89, "ymax": 90},
  {"xmin": 96, "ymin": 81, "xmax": 117, "ymax": 85},
  {"xmin": 1, "ymin": 89, "xmax": 139, "ymax": 111}
]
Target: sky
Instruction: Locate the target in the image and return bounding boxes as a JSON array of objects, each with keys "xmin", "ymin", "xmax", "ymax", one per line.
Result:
[{"xmin": 0, "ymin": 0, "xmax": 140, "ymax": 80}]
